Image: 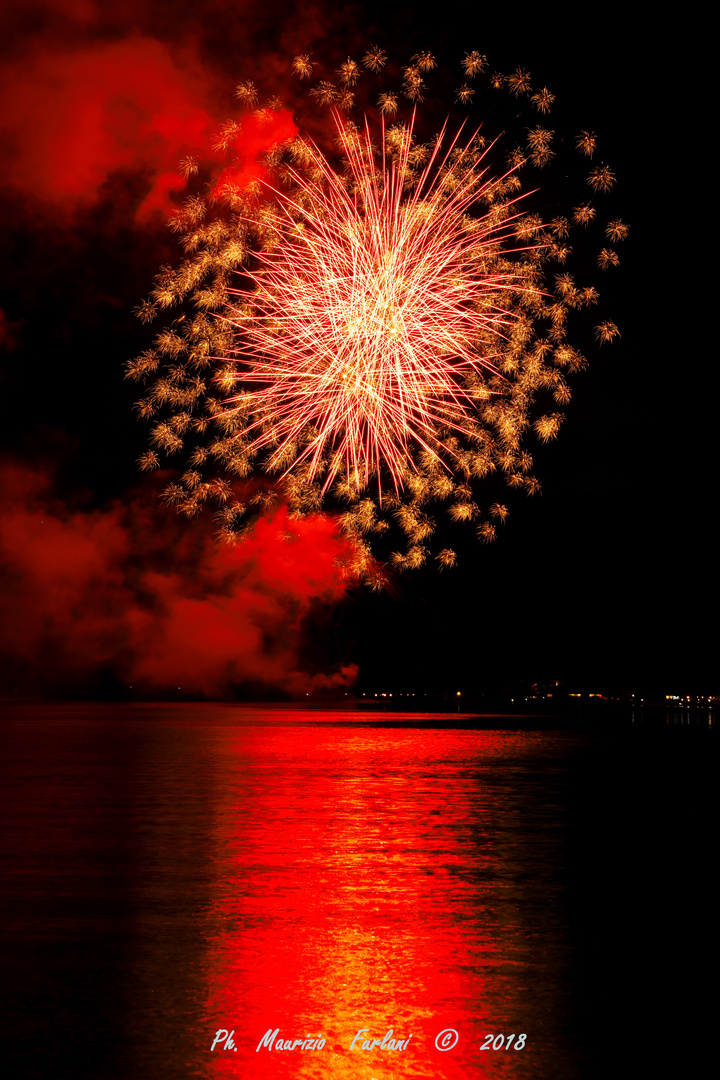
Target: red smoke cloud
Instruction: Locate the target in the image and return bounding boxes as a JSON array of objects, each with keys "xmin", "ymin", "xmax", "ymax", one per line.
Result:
[
  {"xmin": 0, "ymin": 32, "xmax": 297, "ymax": 220},
  {"xmin": 0, "ymin": 462, "xmax": 358, "ymax": 697},
  {"xmin": 214, "ymin": 111, "xmax": 299, "ymax": 199}
]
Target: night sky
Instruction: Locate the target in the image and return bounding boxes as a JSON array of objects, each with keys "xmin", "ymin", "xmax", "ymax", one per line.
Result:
[{"xmin": 0, "ymin": 1, "xmax": 714, "ymax": 699}]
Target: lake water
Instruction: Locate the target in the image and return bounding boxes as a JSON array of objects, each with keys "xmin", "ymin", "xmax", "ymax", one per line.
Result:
[{"xmin": 2, "ymin": 704, "xmax": 713, "ymax": 1078}]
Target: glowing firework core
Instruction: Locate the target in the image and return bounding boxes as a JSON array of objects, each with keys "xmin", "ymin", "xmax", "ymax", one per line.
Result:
[{"xmin": 230, "ymin": 117, "xmax": 523, "ymax": 494}]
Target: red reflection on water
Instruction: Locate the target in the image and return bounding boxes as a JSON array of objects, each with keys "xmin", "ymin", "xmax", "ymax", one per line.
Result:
[{"xmin": 202, "ymin": 718, "xmax": 555, "ymax": 1078}]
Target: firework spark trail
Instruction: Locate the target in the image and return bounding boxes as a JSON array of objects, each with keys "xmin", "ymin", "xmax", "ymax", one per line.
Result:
[
  {"xmin": 130, "ymin": 49, "xmax": 625, "ymax": 572},
  {"xmin": 228, "ymin": 113, "xmax": 530, "ymax": 495}
]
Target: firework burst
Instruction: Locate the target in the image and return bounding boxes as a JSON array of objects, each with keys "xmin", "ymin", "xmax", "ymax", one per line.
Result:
[
  {"xmin": 228, "ymin": 115, "xmax": 530, "ymax": 496},
  {"xmin": 129, "ymin": 49, "xmax": 625, "ymax": 575}
]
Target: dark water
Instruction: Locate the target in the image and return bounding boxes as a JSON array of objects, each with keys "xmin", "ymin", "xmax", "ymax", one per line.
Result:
[{"xmin": 1, "ymin": 704, "xmax": 714, "ymax": 1078}]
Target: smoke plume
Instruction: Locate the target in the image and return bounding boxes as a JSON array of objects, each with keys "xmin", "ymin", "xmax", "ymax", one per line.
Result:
[{"xmin": 0, "ymin": 461, "xmax": 359, "ymax": 697}]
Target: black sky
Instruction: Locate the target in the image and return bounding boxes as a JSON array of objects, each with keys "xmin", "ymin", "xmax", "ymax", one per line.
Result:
[{"xmin": 0, "ymin": 1, "xmax": 715, "ymax": 697}]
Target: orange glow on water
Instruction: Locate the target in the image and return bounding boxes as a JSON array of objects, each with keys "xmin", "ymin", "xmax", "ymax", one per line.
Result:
[{"xmin": 202, "ymin": 719, "xmax": 558, "ymax": 1078}]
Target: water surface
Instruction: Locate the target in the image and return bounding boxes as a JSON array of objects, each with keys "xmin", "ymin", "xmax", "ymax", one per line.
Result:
[{"xmin": 2, "ymin": 704, "xmax": 713, "ymax": 1078}]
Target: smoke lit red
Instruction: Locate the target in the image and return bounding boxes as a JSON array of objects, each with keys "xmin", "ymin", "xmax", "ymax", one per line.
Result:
[
  {"xmin": 0, "ymin": 462, "xmax": 358, "ymax": 696},
  {"xmin": 0, "ymin": 34, "xmax": 296, "ymax": 220}
]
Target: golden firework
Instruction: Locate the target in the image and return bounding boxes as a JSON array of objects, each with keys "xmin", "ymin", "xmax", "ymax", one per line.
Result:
[{"xmin": 129, "ymin": 47, "xmax": 625, "ymax": 574}]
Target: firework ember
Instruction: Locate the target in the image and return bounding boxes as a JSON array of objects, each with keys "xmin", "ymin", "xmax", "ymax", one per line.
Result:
[{"xmin": 128, "ymin": 49, "xmax": 625, "ymax": 574}]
